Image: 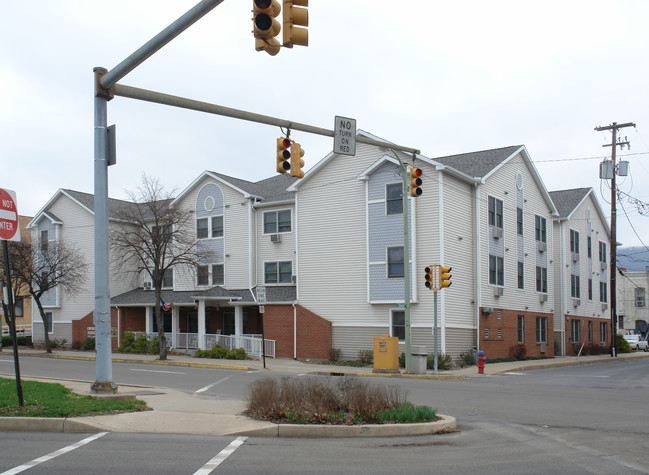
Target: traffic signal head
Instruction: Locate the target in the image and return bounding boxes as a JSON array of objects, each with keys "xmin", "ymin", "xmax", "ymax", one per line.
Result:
[
  {"xmin": 283, "ymin": 0, "xmax": 309, "ymax": 48},
  {"xmin": 440, "ymin": 266, "xmax": 452, "ymax": 289},
  {"xmin": 289, "ymin": 142, "xmax": 305, "ymax": 178},
  {"xmin": 276, "ymin": 137, "xmax": 291, "ymax": 174},
  {"xmin": 424, "ymin": 266, "xmax": 434, "ymax": 290},
  {"xmin": 253, "ymin": 0, "xmax": 282, "ymax": 56},
  {"xmin": 409, "ymin": 167, "xmax": 422, "ymax": 197}
]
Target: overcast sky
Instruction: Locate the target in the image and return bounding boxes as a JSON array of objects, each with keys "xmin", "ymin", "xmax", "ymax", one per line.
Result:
[{"xmin": 2, "ymin": 0, "xmax": 648, "ymax": 249}]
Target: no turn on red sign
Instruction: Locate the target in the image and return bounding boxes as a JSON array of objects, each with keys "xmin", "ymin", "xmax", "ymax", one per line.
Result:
[{"xmin": 0, "ymin": 188, "xmax": 20, "ymax": 242}]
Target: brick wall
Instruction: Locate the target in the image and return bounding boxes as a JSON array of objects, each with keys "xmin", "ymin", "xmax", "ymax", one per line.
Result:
[
  {"xmin": 564, "ymin": 315, "xmax": 609, "ymax": 355},
  {"xmin": 72, "ymin": 308, "xmax": 120, "ymax": 350},
  {"xmin": 263, "ymin": 304, "xmax": 332, "ymax": 359},
  {"xmin": 480, "ymin": 308, "xmax": 555, "ymax": 359}
]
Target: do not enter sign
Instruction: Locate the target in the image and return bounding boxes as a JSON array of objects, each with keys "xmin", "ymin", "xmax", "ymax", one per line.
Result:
[{"xmin": 0, "ymin": 188, "xmax": 20, "ymax": 242}]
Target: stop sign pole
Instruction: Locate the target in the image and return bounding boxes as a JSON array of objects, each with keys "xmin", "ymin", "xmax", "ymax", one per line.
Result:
[{"xmin": 0, "ymin": 188, "xmax": 24, "ymax": 407}]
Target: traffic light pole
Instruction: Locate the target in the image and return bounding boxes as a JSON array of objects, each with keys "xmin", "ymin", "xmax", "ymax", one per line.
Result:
[
  {"xmin": 433, "ymin": 289, "xmax": 438, "ymax": 374},
  {"xmin": 400, "ymin": 159, "xmax": 412, "ymax": 373}
]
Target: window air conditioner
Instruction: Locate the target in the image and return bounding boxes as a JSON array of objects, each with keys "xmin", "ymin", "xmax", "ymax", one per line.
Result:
[
  {"xmin": 601, "ymin": 303, "xmax": 608, "ymax": 311},
  {"xmin": 538, "ymin": 242, "xmax": 546, "ymax": 253},
  {"xmin": 540, "ymin": 344, "xmax": 547, "ymax": 353},
  {"xmin": 494, "ymin": 287, "xmax": 504, "ymax": 297},
  {"xmin": 572, "ymin": 252, "xmax": 579, "ymax": 262},
  {"xmin": 143, "ymin": 281, "xmax": 152, "ymax": 290},
  {"xmin": 600, "ymin": 261, "xmax": 607, "ymax": 270},
  {"xmin": 573, "ymin": 298, "xmax": 581, "ymax": 307},
  {"xmin": 270, "ymin": 234, "xmax": 281, "ymax": 243},
  {"xmin": 539, "ymin": 293, "xmax": 547, "ymax": 303},
  {"xmin": 482, "ymin": 307, "xmax": 494, "ymax": 315},
  {"xmin": 492, "ymin": 227, "xmax": 503, "ymax": 239},
  {"xmin": 637, "ymin": 301, "xmax": 645, "ymax": 307}
]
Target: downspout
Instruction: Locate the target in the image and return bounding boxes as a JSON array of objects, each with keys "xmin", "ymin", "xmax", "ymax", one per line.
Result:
[
  {"xmin": 475, "ymin": 182, "xmax": 482, "ymax": 352},
  {"xmin": 248, "ymin": 199, "xmax": 254, "ymax": 289},
  {"xmin": 559, "ymin": 220, "xmax": 566, "ymax": 356},
  {"xmin": 293, "ymin": 303, "xmax": 297, "ymax": 359}
]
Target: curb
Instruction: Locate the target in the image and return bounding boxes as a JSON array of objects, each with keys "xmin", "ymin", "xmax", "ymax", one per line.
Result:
[
  {"xmin": 0, "ymin": 417, "xmax": 105, "ymax": 433},
  {"xmin": 233, "ymin": 414, "xmax": 457, "ymax": 438}
]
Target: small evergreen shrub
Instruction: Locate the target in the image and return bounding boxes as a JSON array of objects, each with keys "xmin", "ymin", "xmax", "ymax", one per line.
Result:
[
  {"xmin": 457, "ymin": 352, "xmax": 476, "ymax": 368},
  {"xmin": 329, "ymin": 347, "xmax": 342, "ymax": 362},
  {"xmin": 357, "ymin": 349, "xmax": 373, "ymax": 365},
  {"xmin": 194, "ymin": 343, "xmax": 248, "ymax": 360},
  {"xmin": 82, "ymin": 337, "xmax": 96, "ymax": 351},
  {"xmin": 509, "ymin": 344, "xmax": 527, "ymax": 360},
  {"xmin": 428, "ymin": 352, "xmax": 452, "ymax": 370}
]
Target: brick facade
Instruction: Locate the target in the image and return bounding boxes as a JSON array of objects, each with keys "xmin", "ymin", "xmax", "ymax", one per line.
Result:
[
  {"xmin": 479, "ymin": 308, "xmax": 555, "ymax": 359},
  {"xmin": 564, "ymin": 315, "xmax": 609, "ymax": 356},
  {"xmin": 263, "ymin": 304, "xmax": 332, "ymax": 359},
  {"xmin": 72, "ymin": 308, "xmax": 120, "ymax": 350}
]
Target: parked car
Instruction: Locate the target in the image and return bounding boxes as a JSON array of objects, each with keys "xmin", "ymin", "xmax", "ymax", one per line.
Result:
[{"xmin": 623, "ymin": 334, "xmax": 648, "ymax": 351}]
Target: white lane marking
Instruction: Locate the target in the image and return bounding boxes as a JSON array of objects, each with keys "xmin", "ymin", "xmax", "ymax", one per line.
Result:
[
  {"xmin": 130, "ymin": 368, "xmax": 185, "ymax": 374},
  {"xmin": 1, "ymin": 432, "xmax": 108, "ymax": 475},
  {"xmin": 193, "ymin": 376, "xmax": 232, "ymax": 395},
  {"xmin": 193, "ymin": 436, "xmax": 248, "ymax": 475}
]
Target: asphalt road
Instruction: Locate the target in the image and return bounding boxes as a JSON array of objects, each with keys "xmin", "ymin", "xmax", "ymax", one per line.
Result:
[{"xmin": 1, "ymin": 355, "xmax": 648, "ymax": 474}]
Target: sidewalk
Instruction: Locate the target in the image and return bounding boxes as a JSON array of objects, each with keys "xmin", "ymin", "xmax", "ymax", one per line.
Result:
[{"xmin": 1, "ymin": 348, "xmax": 647, "ymax": 437}]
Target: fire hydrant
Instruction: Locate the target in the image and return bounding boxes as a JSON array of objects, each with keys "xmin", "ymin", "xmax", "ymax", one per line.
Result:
[{"xmin": 477, "ymin": 350, "xmax": 486, "ymax": 375}]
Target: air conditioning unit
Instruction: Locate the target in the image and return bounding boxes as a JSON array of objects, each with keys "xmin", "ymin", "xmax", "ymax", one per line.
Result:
[
  {"xmin": 143, "ymin": 281, "xmax": 152, "ymax": 290},
  {"xmin": 494, "ymin": 287, "xmax": 504, "ymax": 297},
  {"xmin": 482, "ymin": 307, "xmax": 493, "ymax": 315},
  {"xmin": 572, "ymin": 252, "xmax": 579, "ymax": 262},
  {"xmin": 492, "ymin": 227, "xmax": 503, "ymax": 239},
  {"xmin": 538, "ymin": 242, "xmax": 546, "ymax": 253},
  {"xmin": 270, "ymin": 234, "xmax": 281, "ymax": 243},
  {"xmin": 539, "ymin": 293, "xmax": 547, "ymax": 303},
  {"xmin": 637, "ymin": 301, "xmax": 645, "ymax": 307},
  {"xmin": 540, "ymin": 344, "xmax": 547, "ymax": 353},
  {"xmin": 573, "ymin": 298, "xmax": 581, "ymax": 307},
  {"xmin": 600, "ymin": 261, "xmax": 607, "ymax": 270},
  {"xmin": 601, "ymin": 303, "xmax": 608, "ymax": 311}
]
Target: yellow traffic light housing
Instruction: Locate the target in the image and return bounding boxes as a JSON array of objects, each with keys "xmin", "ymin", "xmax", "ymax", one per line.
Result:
[
  {"xmin": 424, "ymin": 266, "xmax": 434, "ymax": 290},
  {"xmin": 440, "ymin": 266, "xmax": 452, "ymax": 289},
  {"xmin": 253, "ymin": 0, "xmax": 281, "ymax": 56},
  {"xmin": 409, "ymin": 167, "xmax": 422, "ymax": 197},
  {"xmin": 283, "ymin": 0, "xmax": 308, "ymax": 48},
  {"xmin": 289, "ymin": 142, "xmax": 305, "ymax": 178},
  {"xmin": 277, "ymin": 137, "xmax": 291, "ymax": 174}
]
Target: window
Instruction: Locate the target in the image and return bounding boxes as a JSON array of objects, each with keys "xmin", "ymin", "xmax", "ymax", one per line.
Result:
[
  {"xmin": 599, "ymin": 281, "xmax": 608, "ymax": 303},
  {"xmin": 599, "ymin": 241, "xmax": 607, "ymax": 264},
  {"xmin": 41, "ymin": 230, "xmax": 49, "ymax": 252},
  {"xmin": 485, "ymin": 328, "xmax": 490, "ymax": 339},
  {"xmin": 570, "ymin": 229, "xmax": 580, "ymax": 254},
  {"xmin": 600, "ymin": 322, "xmax": 607, "ymax": 343},
  {"xmin": 517, "ymin": 315, "xmax": 524, "ymax": 343},
  {"xmin": 570, "ymin": 274, "xmax": 580, "ymax": 299},
  {"xmin": 588, "ymin": 279, "xmax": 593, "ymax": 301},
  {"xmin": 536, "ymin": 317, "xmax": 547, "ymax": 343},
  {"xmin": 619, "ymin": 315, "xmax": 624, "ymax": 329},
  {"xmin": 571, "ymin": 319, "xmax": 580, "ymax": 343},
  {"xmin": 489, "ymin": 255, "xmax": 504, "ymax": 286},
  {"xmin": 387, "ymin": 247, "xmax": 404, "ymax": 278},
  {"xmin": 14, "ymin": 297, "xmax": 23, "ymax": 317},
  {"xmin": 196, "ymin": 218, "xmax": 208, "ymax": 239},
  {"xmin": 197, "ymin": 265, "xmax": 209, "ymax": 286},
  {"xmin": 517, "ymin": 207, "xmax": 523, "ymax": 235},
  {"xmin": 536, "ymin": 266, "xmax": 547, "ymax": 293},
  {"xmin": 264, "ymin": 210, "xmax": 292, "ymax": 234},
  {"xmin": 386, "ymin": 183, "xmax": 403, "ymax": 215},
  {"xmin": 488, "ymin": 196, "xmax": 503, "ymax": 228},
  {"xmin": 391, "ymin": 310, "xmax": 405, "ymax": 341},
  {"xmin": 45, "ymin": 312, "xmax": 53, "ymax": 334},
  {"xmin": 212, "ymin": 264, "xmax": 224, "ymax": 286},
  {"xmin": 517, "ymin": 261, "xmax": 524, "ymax": 289},
  {"xmin": 636, "ymin": 287, "xmax": 646, "ymax": 307},
  {"xmin": 587, "ymin": 236, "xmax": 592, "ymax": 258},
  {"xmin": 265, "ymin": 261, "xmax": 292, "ymax": 284},
  {"xmin": 535, "ymin": 215, "xmax": 547, "ymax": 243},
  {"xmin": 153, "ymin": 311, "xmax": 172, "ymax": 333},
  {"xmin": 211, "ymin": 216, "xmax": 223, "ymax": 238},
  {"xmin": 588, "ymin": 321, "xmax": 593, "ymax": 343},
  {"xmin": 162, "ymin": 269, "xmax": 173, "ymax": 288}
]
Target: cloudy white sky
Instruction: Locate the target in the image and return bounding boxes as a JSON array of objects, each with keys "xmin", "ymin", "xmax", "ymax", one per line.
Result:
[{"xmin": 2, "ymin": 0, "xmax": 648, "ymax": 248}]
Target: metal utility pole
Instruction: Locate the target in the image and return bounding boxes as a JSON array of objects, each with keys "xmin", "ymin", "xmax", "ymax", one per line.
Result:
[
  {"xmin": 594, "ymin": 121, "xmax": 635, "ymax": 357},
  {"xmin": 399, "ymin": 158, "xmax": 412, "ymax": 373}
]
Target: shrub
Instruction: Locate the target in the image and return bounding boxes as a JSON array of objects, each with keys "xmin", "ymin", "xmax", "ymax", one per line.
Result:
[
  {"xmin": 2, "ymin": 336, "xmax": 32, "ymax": 347},
  {"xmin": 616, "ymin": 334, "xmax": 633, "ymax": 353},
  {"xmin": 428, "ymin": 352, "xmax": 452, "ymax": 370},
  {"xmin": 357, "ymin": 349, "xmax": 373, "ymax": 365},
  {"xmin": 509, "ymin": 344, "xmax": 527, "ymax": 360},
  {"xmin": 49, "ymin": 338, "xmax": 68, "ymax": 349},
  {"xmin": 329, "ymin": 347, "xmax": 342, "ymax": 362},
  {"xmin": 194, "ymin": 343, "xmax": 248, "ymax": 360},
  {"xmin": 581, "ymin": 343, "xmax": 608, "ymax": 355},
  {"xmin": 118, "ymin": 331, "xmax": 160, "ymax": 354},
  {"xmin": 457, "ymin": 352, "xmax": 475, "ymax": 368},
  {"xmin": 81, "ymin": 337, "xmax": 96, "ymax": 351}
]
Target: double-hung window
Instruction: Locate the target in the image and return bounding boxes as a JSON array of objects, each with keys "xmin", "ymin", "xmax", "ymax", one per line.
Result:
[
  {"xmin": 197, "ymin": 265, "xmax": 209, "ymax": 286},
  {"xmin": 489, "ymin": 255, "xmax": 504, "ymax": 286},
  {"xmin": 570, "ymin": 274, "xmax": 580, "ymax": 299},
  {"xmin": 211, "ymin": 216, "xmax": 223, "ymax": 237},
  {"xmin": 197, "ymin": 216, "xmax": 224, "ymax": 239},
  {"xmin": 162, "ymin": 269, "xmax": 173, "ymax": 288},
  {"xmin": 391, "ymin": 310, "xmax": 405, "ymax": 341},
  {"xmin": 264, "ymin": 210, "xmax": 292, "ymax": 234},
  {"xmin": 535, "ymin": 215, "xmax": 547, "ymax": 243},
  {"xmin": 636, "ymin": 288, "xmax": 646, "ymax": 307},
  {"xmin": 196, "ymin": 219, "xmax": 209, "ymax": 239},
  {"xmin": 516, "ymin": 207, "xmax": 523, "ymax": 235},
  {"xmin": 536, "ymin": 317, "xmax": 547, "ymax": 343},
  {"xmin": 386, "ymin": 183, "xmax": 403, "ymax": 215},
  {"xmin": 387, "ymin": 247, "xmax": 404, "ymax": 278},
  {"xmin": 571, "ymin": 319, "xmax": 580, "ymax": 343},
  {"xmin": 517, "ymin": 315, "xmax": 524, "ymax": 343},
  {"xmin": 517, "ymin": 261, "xmax": 524, "ymax": 289},
  {"xmin": 570, "ymin": 229, "xmax": 580, "ymax": 254},
  {"xmin": 488, "ymin": 196, "xmax": 503, "ymax": 228},
  {"xmin": 265, "ymin": 261, "xmax": 292, "ymax": 284},
  {"xmin": 600, "ymin": 322, "xmax": 607, "ymax": 343},
  {"xmin": 536, "ymin": 266, "xmax": 547, "ymax": 293},
  {"xmin": 212, "ymin": 264, "xmax": 224, "ymax": 285},
  {"xmin": 599, "ymin": 241, "xmax": 607, "ymax": 265},
  {"xmin": 41, "ymin": 230, "xmax": 49, "ymax": 252},
  {"xmin": 600, "ymin": 281, "xmax": 608, "ymax": 303}
]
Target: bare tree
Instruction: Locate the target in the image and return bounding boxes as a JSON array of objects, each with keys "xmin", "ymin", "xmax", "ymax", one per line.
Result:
[
  {"xmin": 110, "ymin": 174, "xmax": 209, "ymax": 360},
  {"xmin": 5, "ymin": 239, "xmax": 86, "ymax": 353}
]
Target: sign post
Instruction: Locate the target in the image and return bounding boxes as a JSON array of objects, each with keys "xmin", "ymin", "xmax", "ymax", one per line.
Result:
[
  {"xmin": 256, "ymin": 287, "xmax": 266, "ymax": 368},
  {"xmin": 0, "ymin": 188, "xmax": 23, "ymax": 407}
]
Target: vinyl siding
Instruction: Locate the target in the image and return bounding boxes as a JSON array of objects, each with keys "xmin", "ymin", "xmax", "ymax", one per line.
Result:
[{"xmin": 256, "ymin": 204, "xmax": 296, "ymax": 288}]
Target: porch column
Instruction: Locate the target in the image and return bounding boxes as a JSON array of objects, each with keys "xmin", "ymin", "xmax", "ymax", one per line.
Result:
[
  {"xmin": 145, "ymin": 307, "xmax": 152, "ymax": 334},
  {"xmin": 235, "ymin": 306, "xmax": 243, "ymax": 336},
  {"xmin": 198, "ymin": 300, "xmax": 206, "ymax": 350},
  {"xmin": 171, "ymin": 306, "xmax": 179, "ymax": 350}
]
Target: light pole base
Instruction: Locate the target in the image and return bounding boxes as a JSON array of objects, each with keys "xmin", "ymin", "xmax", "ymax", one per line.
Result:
[{"xmin": 91, "ymin": 381, "xmax": 118, "ymax": 394}]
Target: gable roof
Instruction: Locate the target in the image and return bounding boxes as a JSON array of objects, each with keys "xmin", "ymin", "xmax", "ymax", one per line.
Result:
[
  {"xmin": 548, "ymin": 188, "xmax": 591, "ymax": 219},
  {"xmin": 434, "ymin": 145, "xmax": 523, "ymax": 179}
]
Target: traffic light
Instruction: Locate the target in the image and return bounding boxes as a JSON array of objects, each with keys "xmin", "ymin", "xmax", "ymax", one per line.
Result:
[
  {"xmin": 289, "ymin": 142, "xmax": 305, "ymax": 178},
  {"xmin": 424, "ymin": 266, "xmax": 434, "ymax": 290},
  {"xmin": 283, "ymin": 0, "xmax": 308, "ymax": 48},
  {"xmin": 277, "ymin": 137, "xmax": 291, "ymax": 174},
  {"xmin": 253, "ymin": 0, "xmax": 281, "ymax": 56},
  {"xmin": 409, "ymin": 167, "xmax": 422, "ymax": 197},
  {"xmin": 439, "ymin": 266, "xmax": 452, "ymax": 289}
]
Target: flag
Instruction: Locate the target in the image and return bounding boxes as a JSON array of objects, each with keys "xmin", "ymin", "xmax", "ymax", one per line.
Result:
[{"xmin": 161, "ymin": 299, "xmax": 172, "ymax": 312}]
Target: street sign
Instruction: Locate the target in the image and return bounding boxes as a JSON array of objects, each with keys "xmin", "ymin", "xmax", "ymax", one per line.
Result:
[
  {"xmin": 256, "ymin": 286, "xmax": 266, "ymax": 304},
  {"xmin": 259, "ymin": 305, "xmax": 265, "ymax": 314},
  {"xmin": 334, "ymin": 116, "xmax": 356, "ymax": 156},
  {"xmin": 0, "ymin": 188, "xmax": 20, "ymax": 242}
]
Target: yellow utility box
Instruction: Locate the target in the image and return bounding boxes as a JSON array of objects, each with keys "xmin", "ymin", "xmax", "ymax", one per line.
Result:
[{"xmin": 373, "ymin": 334, "xmax": 399, "ymax": 373}]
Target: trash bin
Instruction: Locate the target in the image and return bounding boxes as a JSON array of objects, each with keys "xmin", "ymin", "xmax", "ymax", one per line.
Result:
[
  {"xmin": 411, "ymin": 346, "xmax": 428, "ymax": 374},
  {"xmin": 373, "ymin": 334, "xmax": 399, "ymax": 373}
]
